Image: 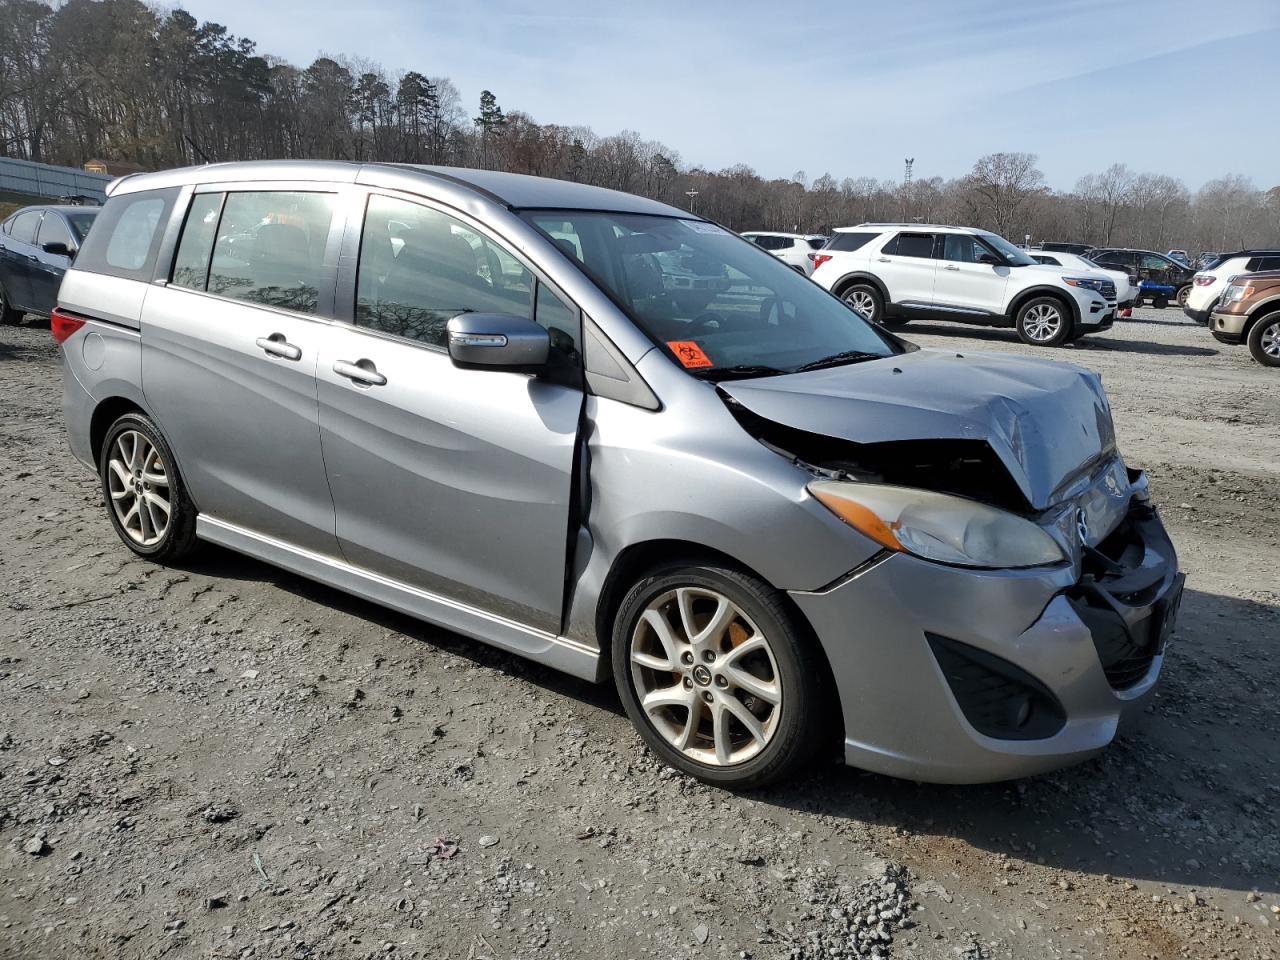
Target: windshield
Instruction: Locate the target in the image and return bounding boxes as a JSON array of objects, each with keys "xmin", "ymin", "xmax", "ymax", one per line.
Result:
[
  {"xmin": 65, "ymin": 211, "xmax": 97, "ymax": 242},
  {"xmin": 981, "ymin": 232, "xmax": 1037, "ymax": 266},
  {"xmin": 520, "ymin": 211, "xmax": 897, "ymax": 377}
]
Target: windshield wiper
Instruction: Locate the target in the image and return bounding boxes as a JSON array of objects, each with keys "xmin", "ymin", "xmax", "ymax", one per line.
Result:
[
  {"xmin": 690, "ymin": 364, "xmax": 788, "ymax": 381},
  {"xmin": 794, "ymin": 350, "xmax": 883, "ymax": 372}
]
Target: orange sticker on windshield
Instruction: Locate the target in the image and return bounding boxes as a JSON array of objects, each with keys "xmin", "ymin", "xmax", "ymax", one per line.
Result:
[{"xmin": 667, "ymin": 340, "xmax": 713, "ymax": 369}]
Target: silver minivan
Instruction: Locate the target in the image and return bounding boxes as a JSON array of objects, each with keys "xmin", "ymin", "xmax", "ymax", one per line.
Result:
[{"xmin": 55, "ymin": 161, "xmax": 1183, "ymax": 788}]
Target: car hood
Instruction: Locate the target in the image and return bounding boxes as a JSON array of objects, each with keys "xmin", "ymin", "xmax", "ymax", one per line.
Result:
[
  {"xmin": 720, "ymin": 349, "xmax": 1117, "ymax": 511},
  {"xmin": 1025, "ymin": 264, "xmax": 1114, "ymax": 283}
]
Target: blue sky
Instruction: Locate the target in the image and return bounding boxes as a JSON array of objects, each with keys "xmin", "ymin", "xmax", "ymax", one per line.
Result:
[{"xmin": 178, "ymin": 0, "xmax": 1280, "ymax": 191}]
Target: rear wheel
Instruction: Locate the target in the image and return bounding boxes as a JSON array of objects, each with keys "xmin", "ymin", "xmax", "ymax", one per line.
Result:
[
  {"xmin": 612, "ymin": 562, "xmax": 828, "ymax": 789},
  {"xmin": 841, "ymin": 283, "xmax": 884, "ymax": 325},
  {"xmin": 1015, "ymin": 296, "xmax": 1072, "ymax": 347},
  {"xmin": 0, "ymin": 283, "xmax": 22, "ymax": 325},
  {"xmin": 99, "ymin": 413, "xmax": 198, "ymax": 562},
  {"xmin": 1247, "ymin": 310, "xmax": 1280, "ymax": 367}
]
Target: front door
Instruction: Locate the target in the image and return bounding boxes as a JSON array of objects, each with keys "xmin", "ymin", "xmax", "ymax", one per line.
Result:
[
  {"xmin": 0, "ymin": 209, "xmax": 44, "ymax": 309},
  {"xmin": 141, "ymin": 188, "xmax": 343, "ymax": 555},
  {"xmin": 316, "ymin": 192, "xmax": 584, "ymax": 632},
  {"xmin": 874, "ymin": 231, "xmax": 937, "ymax": 306},
  {"xmin": 933, "ymin": 233, "xmax": 1010, "ymax": 315},
  {"xmin": 29, "ymin": 211, "xmax": 76, "ymax": 314}
]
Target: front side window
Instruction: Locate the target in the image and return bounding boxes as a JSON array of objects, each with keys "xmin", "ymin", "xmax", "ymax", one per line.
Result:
[
  {"xmin": 941, "ymin": 234, "xmax": 991, "ymax": 263},
  {"xmin": 523, "ymin": 211, "xmax": 897, "ymax": 378},
  {"xmin": 355, "ymin": 194, "xmax": 535, "ymax": 348},
  {"xmin": 1140, "ymin": 254, "xmax": 1170, "ymax": 271},
  {"xmin": 207, "ymin": 191, "xmax": 336, "ymax": 314},
  {"xmin": 10, "ymin": 210, "xmax": 42, "ymax": 244},
  {"xmin": 979, "ymin": 232, "xmax": 1036, "ymax": 265}
]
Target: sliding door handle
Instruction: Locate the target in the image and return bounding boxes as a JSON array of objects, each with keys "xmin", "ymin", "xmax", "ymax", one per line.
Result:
[
  {"xmin": 255, "ymin": 334, "xmax": 302, "ymax": 361},
  {"xmin": 333, "ymin": 359, "xmax": 387, "ymax": 387}
]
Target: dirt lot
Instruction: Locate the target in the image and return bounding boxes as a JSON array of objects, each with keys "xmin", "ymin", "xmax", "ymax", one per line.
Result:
[{"xmin": 1, "ymin": 307, "xmax": 1278, "ymax": 960}]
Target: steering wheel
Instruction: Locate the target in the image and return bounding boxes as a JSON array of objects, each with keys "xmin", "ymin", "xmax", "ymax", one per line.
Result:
[{"xmin": 691, "ymin": 311, "xmax": 725, "ymax": 332}]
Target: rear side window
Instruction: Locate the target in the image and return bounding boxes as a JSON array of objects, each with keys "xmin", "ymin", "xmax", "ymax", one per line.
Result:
[
  {"xmin": 171, "ymin": 192, "xmax": 225, "ymax": 291},
  {"xmin": 10, "ymin": 210, "xmax": 42, "ymax": 244},
  {"xmin": 884, "ymin": 232, "xmax": 935, "ymax": 258},
  {"xmin": 74, "ymin": 188, "xmax": 178, "ymax": 281},
  {"xmin": 825, "ymin": 232, "xmax": 877, "ymax": 253},
  {"xmin": 207, "ymin": 191, "xmax": 337, "ymax": 314},
  {"xmin": 37, "ymin": 214, "xmax": 74, "ymax": 249},
  {"xmin": 806, "ymin": 238, "xmax": 827, "ymax": 250}
]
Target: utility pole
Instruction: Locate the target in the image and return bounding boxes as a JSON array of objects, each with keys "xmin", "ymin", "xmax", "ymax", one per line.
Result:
[
  {"xmin": 903, "ymin": 157, "xmax": 914, "ymax": 220},
  {"xmin": 685, "ymin": 189, "xmax": 699, "ymax": 214}
]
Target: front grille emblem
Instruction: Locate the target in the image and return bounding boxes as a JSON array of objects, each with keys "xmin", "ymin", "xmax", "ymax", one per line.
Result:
[{"xmin": 1075, "ymin": 508, "xmax": 1090, "ymax": 546}]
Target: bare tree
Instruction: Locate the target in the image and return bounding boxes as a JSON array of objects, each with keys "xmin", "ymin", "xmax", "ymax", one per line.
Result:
[{"xmin": 961, "ymin": 152, "xmax": 1045, "ymax": 238}]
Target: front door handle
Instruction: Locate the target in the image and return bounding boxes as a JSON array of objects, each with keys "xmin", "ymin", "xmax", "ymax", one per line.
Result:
[
  {"xmin": 876, "ymin": 257, "xmax": 891, "ymax": 263},
  {"xmin": 256, "ymin": 334, "xmax": 302, "ymax": 361},
  {"xmin": 333, "ymin": 359, "xmax": 387, "ymax": 387},
  {"xmin": 943, "ymin": 264, "xmax": 960, "ymax": 271}
]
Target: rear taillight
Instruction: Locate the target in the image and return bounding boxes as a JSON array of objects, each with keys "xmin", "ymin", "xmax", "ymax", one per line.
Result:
[
  {"xmin": 812, "ymin": 254, "xmax": 833, "ymax": 272},
  {"xmin": 1193, "ymin": 275, "xmax": 1215, "ymax": 286},
  {"xmin": 50, "ymin": 308, "xmax": 86, "ymax": 345}
]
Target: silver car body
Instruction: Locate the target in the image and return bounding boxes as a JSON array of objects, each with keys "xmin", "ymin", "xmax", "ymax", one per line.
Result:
[{"xmin": 58, "ymin": 161, "xmax": 1181, "ymax": 783}]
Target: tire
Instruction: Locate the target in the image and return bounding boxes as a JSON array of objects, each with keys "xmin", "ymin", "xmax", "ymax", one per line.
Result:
[
  {"xmin": 98, "ymin": 412, "xmax": 198, "ymax": 562},
  {"xmin": 1247, "ymin": 310, "xmax": 1280, "ymax": 367},
  {"xmin": 0, "ymin": 282, "xmax": 22, "ymax": 325},
  {"xmin": 840, "ymin": 283, "xmax": 885, "ymax": 325},
  {"xmin": 1154, "ymin": 296, "xmax": 1168, "ymax": 310},
  {"xmin": 1014, "ymin": 295, "xmax": 1073, "ymax": 347},
  {"xmin": 611, "ymin": 561, "xmax": 829, "ymax": 789},
  {"xmin": 1175, "ymin": 285, "xmax": 1191, "ymax": 308}
]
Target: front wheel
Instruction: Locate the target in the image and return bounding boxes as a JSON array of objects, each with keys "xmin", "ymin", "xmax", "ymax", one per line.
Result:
[
  {"xmin": 0, "ymin": 283, "xmax": 22, "ymax": 325},
  {"xmin": 99, "ymin": 412, "xmax": 199, "ymax": 562},
  {"xmin": 612, "ymin": 563, "xmax": 829, "ymax": 789},
  {"xmin": 841, "ymin": 283, "xmax": 885, "ymax": 325},
  {"xmin": 1247, "ymin": 310, "xmax": 1280, "ymax": 367},
  {"xmin": 1015, "ymin": 296, "xmax": 1072, "ymax": 347}
]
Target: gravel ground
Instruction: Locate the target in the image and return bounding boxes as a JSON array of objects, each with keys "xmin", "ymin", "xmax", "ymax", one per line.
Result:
[{"xmin": 1, "ymin": 307, "xmax": 1278, "ymax": 960}]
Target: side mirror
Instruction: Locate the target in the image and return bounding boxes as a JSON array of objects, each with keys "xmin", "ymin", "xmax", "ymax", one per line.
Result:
[
  {"xmin": 978, "ymin": 253, "xmax": 1000, "ymax": 265},
  {"xmin": 42, "ymin": 241, "xmax": 73, "ymax": 257},
  {"xmin": 446, "ymin": 313, "xmax": 549, "ymax": 373}
]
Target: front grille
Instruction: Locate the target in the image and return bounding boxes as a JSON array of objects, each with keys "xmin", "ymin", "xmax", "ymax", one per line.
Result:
[
  {"xmin": 927, "ymin": 634, "xmax": 1066, "ymax": 741},
  {"xmin": 1067, "ymin": 504, "xmax": 1180, "ymax": 690},
  {"xmin": 1100, "ymin": 280, "xmax": 1117, "ymax": 299}
]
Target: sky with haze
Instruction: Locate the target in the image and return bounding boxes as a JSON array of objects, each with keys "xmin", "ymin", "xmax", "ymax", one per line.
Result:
[{"xmin": 175, "ymin": 0, "xmax": 1280, "ymax": 191}]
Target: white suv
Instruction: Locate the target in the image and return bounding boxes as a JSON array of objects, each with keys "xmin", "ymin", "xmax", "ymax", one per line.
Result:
[
  {"xmin": 741, "ymin": 231, "xmax": 828, "ymax": 275},
  {"xmin": 1183, "ymin": 249, "xmax": 1280, "ymax": 324},
  {"xmin": 811, "ymin": 224, "xmax": 1118, "ymax": 346}
]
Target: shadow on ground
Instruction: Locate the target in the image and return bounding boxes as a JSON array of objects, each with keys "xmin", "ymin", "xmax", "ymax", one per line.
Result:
[{"xmin": 171, "ymin": 542, "xmax": 1280, "ymax": 897}]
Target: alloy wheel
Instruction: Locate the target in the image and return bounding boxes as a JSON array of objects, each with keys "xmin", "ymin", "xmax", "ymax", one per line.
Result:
[
  {"xmin": 1022, "ymin": 303, "xmax": 1063, "ymax": 342},
  {"xmin": 843, "ymin": 289, "xmax": 877, "ymax": 322},
  {"xmin": 629, "ymin": 587, "xmax": 782, "ymax": 766},
  {"xmin": 1262, "ymin": 322, "xmax": 1280, "ymax": 360},
  {"xmin": 106, "ymin": 429, "xmax": 171, "ymax": 546}
]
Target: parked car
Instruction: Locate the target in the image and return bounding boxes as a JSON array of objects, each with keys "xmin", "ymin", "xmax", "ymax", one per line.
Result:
[
  {"xmin": 1031, "ymin": 251, "xmax": 1137, "ymax": 309},
  {"xmin": 741, "ymin": 231, "xmax": 828, "ymax": 275},
  {"xmin": 1086, "ymin": 248, "xmax": 1196, "ymax": 309},
  {"xmin": 1037, "ymin": 241, "xmax": 1093, "ymax": 255},
  {"xmin": 810, "ymin": 223, "xmax": 1118, "ymax": 346},
  {"xmin": 1183, "ymin": 250, "xmax": 1280, "ymax": 324},
  {"xmin": 53, "ymin": 162, "xmax": 1181, "ymax": 788},
  {"xmin": 1166, "ymin": 249, "xmax": 1191, "ymax": 267},
  {"xmin": 1196, "ymin": 252, "xmax": 1226, "ymax": 270},
  {"xmin": 1208, "ymin": 270, "xmax": 1280, "ymax": 366},
  {"xmin": 0, "ymin": 204, "xmax": 98, "ymax": 323}
]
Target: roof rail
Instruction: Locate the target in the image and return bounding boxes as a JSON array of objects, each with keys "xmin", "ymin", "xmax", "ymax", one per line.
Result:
[{"xmin": 848, "ymin": 222, "xmax": 965, "ymax": 230}]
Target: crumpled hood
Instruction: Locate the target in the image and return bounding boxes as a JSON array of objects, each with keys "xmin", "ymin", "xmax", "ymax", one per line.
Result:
[{"xmin": 721, "ymin": 349, "xmax": 1117, "ymax": 511}]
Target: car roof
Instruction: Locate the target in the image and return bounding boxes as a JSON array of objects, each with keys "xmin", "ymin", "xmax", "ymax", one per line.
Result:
[
  {"xmin": 106, "ymin": 160, "xmax": 689, "ymax": 218},
  {"xmin": 841, "ymin": 222, "xmax": 975, "ymax": 233},
  {"xmin": 743, "ymin": 231, "xmax": 823, "ymax": 238}
]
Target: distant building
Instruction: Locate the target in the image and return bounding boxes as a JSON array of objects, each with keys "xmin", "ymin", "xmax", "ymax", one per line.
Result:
[{"xmin": 83, "ymin": 159, "xmax": 149, "ymax": 177}]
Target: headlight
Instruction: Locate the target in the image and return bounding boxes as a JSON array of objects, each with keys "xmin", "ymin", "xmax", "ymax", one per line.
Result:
[
  {"xmin": 1062, "ymin": 277, "xmax": 1105, "ymax": 292},
  {"xmin": 808, "ymin": 481, "xmax": 1066, "ymax": 569},
  {"xmin": 1222, "ymin": 283, "xmax": 1253, "ymax": 302}
]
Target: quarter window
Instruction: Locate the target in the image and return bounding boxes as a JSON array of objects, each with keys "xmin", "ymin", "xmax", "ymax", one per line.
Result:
[
  {"xmin": 825, "ymin": 232, "xmax": 876, "ymax": 253},
  {"xmin": 10, "ymin": 210, "xmax": 42, "ymax": 244},
  {"xmin": 207, "ymin": 191, "xmax": 336, "ymax": 314},
  {"xmin": 1257, "ymin": 256, "xmax": 1280, "ymax": 271},
  {"xmin": 72, "ymin": 188, "xmax": 178, "ymax": 281},
  {"xmin": 355, "ymin": 194, "xmax": 536, "ymax": 348}
]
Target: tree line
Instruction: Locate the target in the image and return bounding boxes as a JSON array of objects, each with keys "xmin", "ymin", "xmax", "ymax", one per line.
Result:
[{"xmin": 3, "ymin": 0, "xmax": 1277, "ymax": 253}]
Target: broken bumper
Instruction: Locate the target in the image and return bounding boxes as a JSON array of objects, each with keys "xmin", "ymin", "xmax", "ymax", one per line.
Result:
[{"xmin": 789, "ymin": 489, "xmax": 1181, "ymax": 784}]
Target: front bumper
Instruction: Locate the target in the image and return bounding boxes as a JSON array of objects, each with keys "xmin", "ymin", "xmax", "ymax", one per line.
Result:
[
  {"xmin": 1209, "ymin": 310, "xmax": 1247, "ymax": 344},
  {"xmin": 1183, "ymin": 304, "xmax": 1212, "ymax": 324},
  {"xmin": 790, "ymin": 478, "xmax": 1181, "ymax": 783}
]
